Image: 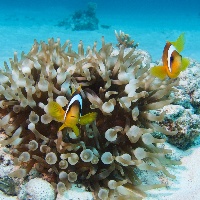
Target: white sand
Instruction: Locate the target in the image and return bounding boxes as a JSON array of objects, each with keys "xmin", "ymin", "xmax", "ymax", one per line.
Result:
[
  {"xmin": 146, "ymin": 144, "xmax": 200, "ymax": 200},
  {"xmin": 164, "ymin": 146, "xmax": 200, "ymax": 200}
]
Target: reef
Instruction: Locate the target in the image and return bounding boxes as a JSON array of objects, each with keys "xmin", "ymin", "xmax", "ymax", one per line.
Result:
[
  {"xmin": 0, "ymin": 35, "xmax": 182, "ymax": 199},
  {"xmin": 58, "ymin": 2, "xmax": 99, "ymax": 31},
  {"xmin": 160, "ymin": 59, "xmax": 200, "ymax": 150}
]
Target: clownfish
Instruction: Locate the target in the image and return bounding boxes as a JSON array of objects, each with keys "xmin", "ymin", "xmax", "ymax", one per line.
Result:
[
  {"xmin": 47, "ymin": 87, "xmax": 97, "ymax": 136},
  {"xmin": 150, "ymin": 33, "xmax": 190, "ymax": 79}
]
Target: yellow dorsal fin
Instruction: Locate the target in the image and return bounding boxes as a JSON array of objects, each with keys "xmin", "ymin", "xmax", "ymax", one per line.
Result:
[
  {"xmin": 47, "ymin": 101, "xmax": 65, "ymax": 122},
  {"xmin": 170, "ymin": 33, "xmax": 185, "ymax": 53},
  {"xmin": 181, "ymin": 57, "xmax": 190, "ymax": 71},
  {"xmin": 79, "ymin": 112, "xmax": 97, "ymax": 125},
  {"xmin": 150, "ymin": 65, "xmax": 167, "ymax": 80}
]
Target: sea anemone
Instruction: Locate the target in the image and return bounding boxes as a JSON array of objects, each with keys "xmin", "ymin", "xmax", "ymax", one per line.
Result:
[
  {"xmin": 115, "ymin": 30, "xmax": 138, "ymax": 48},
  {"xmin": 0, "ymin": 35, "xmax": 180, "ymax": 199}
]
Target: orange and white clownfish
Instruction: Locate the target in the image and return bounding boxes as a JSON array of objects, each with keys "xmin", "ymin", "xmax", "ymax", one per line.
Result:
[
  {"xmin": 47, "ymin": 87, "xmax": 97, "ymax": 137},
  {"xmin": 150, "ymin": 33, "xmax": 190, "ymax": 79}
]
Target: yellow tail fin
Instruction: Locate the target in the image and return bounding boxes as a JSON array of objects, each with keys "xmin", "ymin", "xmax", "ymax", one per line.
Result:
[
  {"xmin": 170, "ymin": 33, "xmax": 185, "ymax": 53},
  {"xmin": 58, "ymin": 123, "xmax": 67, "ymax": 131},
  {"xmin": 72, "ymin": 125, "xmax": 80, "ymax": 136},
  {"xmin": 181, "ymin": 57, "xmax": 190, "ymax": 71},
  {"xmin": 47, "ymin": 101, "xmax": 65, "ymax": 122},
  {"xmin": 150, "ymin": 65, "xmax": 167, "ymax": 80},
  {"xmin": 58, "ymin": 124, "xmax": 80, "ymax": 137},
  {"xmin": 79, "ymin": 112, "xmax": 97, "ymax": 125}
]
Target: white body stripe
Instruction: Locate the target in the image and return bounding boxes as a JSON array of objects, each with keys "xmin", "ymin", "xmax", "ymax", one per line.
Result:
[
  {"xmin": 64, "ymin": 94, "xmax": 82, "ymax": 119},
  {"xmin": 167, "ymin": 45, "xmax": 176, "ymax": 72}
]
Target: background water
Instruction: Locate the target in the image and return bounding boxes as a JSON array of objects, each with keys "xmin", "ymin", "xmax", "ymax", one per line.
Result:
[{"xmin": 0, "ymin": 0, "xmax": 199, "ymax": 65}]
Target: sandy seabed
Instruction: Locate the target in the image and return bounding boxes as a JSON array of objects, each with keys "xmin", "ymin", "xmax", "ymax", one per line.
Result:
[{"xmin": 147, "ymin": 144, "xmax": 200, "ymax": 200}]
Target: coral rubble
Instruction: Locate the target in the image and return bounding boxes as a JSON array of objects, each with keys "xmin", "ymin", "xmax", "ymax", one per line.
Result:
[{"xmin": 0, "ymin": 35, "xmax": 181, "ymax": 199}]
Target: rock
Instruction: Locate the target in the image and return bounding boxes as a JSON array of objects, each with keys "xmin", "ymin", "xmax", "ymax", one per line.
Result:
[
  {"xmin": 159, "ymin": 59, "xmax": 200, "ymax": 150},
  {"xmin": 166, "ymin": 108, "xmax": 200, "ymax": 149},
  {"xmin": 153, "ymin": 60, "xmax": 200, "ymax": 150},
  {"xmin": 163, "ymin": 105, "xmax": 185, "ymax": 121},
  {"xmin": 23, "ymin": 178, "xmax": 55, "ymax": 200},
  {"xmin": 0, "ymin": 177, "xmax": 16, "ymax": 196},
  {"xmin": 174, "ymin": 59, "xmax": 200, "ymax": 111}
]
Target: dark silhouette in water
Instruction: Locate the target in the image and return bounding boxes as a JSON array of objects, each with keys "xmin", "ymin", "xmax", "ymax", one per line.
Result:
[{"xmin": 57, "ymin": 2, "xmax": 99, "ymax": 31}]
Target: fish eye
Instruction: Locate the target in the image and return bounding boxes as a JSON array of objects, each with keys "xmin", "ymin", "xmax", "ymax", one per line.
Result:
[{"xmin": 170, "ymin": 56, "xmax": 174, "ymax": 63}]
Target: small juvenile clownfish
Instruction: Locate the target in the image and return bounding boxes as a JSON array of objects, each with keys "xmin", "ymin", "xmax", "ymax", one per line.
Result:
[
  {"xmin": 150, "ymin": 33, "xmax": 190, "ymax": 79},
  {"xmin": 47, "ymin": 87, "xmax": 97, "ymax": 137}
]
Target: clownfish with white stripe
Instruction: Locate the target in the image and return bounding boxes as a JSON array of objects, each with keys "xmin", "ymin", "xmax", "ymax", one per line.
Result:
[
  {"xmin": 150, "ymin": 33, "xmax": 190, "ymax": 79},
  {"xmin": 47, "ymin": 87, "xmax": 97, "ymax": 137}
]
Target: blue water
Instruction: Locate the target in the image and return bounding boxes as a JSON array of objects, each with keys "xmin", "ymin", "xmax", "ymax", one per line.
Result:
[{"xmin": 0, "ymin": 0, "xmax": 199, "ymax": 64}]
